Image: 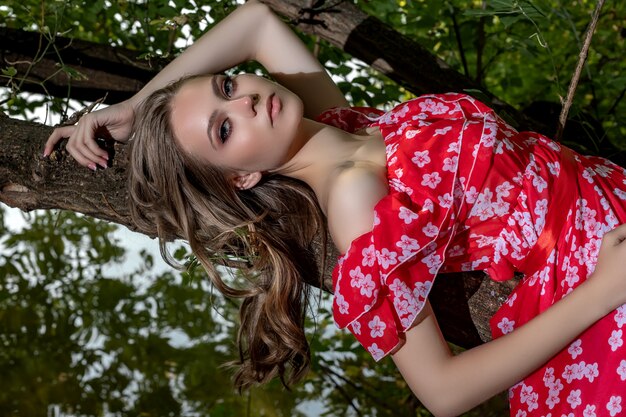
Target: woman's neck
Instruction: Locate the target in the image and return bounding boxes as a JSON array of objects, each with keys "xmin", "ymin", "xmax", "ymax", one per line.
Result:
[{"xmin": 275, "ymin": 118, "xmax": 386, "ymax": 211}]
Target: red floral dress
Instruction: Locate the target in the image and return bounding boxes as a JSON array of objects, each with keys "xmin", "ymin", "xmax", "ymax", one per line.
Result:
[{"xmin": 318, "ymin": 94, "xmax": 626, "ymax": 417}]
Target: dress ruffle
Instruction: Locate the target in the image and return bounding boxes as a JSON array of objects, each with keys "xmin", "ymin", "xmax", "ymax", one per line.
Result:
[{"xmin": 327, "ymin": 94, "xmax": 505, "ymax": 359}]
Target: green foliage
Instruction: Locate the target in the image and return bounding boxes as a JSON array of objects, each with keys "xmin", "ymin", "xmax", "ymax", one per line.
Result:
[{"xmin": 357, "ymin": 0, "xmax": 626, "ymax": 150}]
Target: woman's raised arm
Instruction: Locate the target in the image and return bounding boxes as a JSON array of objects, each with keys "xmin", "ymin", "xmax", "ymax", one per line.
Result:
[
  {"xmin": 45, "ymin": 0, "xmax": 347, "ymax": 169},
  {"xmin": 392, "ymin": 223, "xmax": 626, "ymax": 417}
]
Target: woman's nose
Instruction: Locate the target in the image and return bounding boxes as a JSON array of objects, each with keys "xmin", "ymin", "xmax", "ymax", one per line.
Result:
[{"xmin": 230, "ymin": 94, "xmax": 260, "ymax": 117}]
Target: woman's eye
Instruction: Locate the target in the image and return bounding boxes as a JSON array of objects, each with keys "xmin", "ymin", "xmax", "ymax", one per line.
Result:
[
  {"xmin": 222, "ymin": 76, "xmax": 234, "ymax": 98},
  {"xmin": 219, "ymin": 119, "xmax": 232, "ymax": 143}
]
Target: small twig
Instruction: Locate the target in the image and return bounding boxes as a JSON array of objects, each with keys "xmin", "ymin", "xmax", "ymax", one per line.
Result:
[
  {"xmin": 475, "ymin": 0, "xmax": 487, "ymax": 85},
  {"xmin": 58, "ymin": 94, "xmax": 107, "ymax": 127},
  {"xmin": 448, "ymin": 3, "xmax": 469, "ymax": 77},
  {"xmin": 555, "ymin": 0, "xmax": 605, "ymax": 142}
]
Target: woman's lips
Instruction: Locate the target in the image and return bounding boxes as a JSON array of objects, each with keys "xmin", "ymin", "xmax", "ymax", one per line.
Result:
[{"xmin": 267, "ymin": 93, "xmax": 281, "ymax": 126}]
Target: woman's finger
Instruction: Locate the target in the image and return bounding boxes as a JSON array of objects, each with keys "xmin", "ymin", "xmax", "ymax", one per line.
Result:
[
  {"xmin": 69, "ymin": 139, "xmax": 108, "ymax": 169},
  {"xmin": 44, "ymin": 125, "xmax": 75, "ymax": 156}
]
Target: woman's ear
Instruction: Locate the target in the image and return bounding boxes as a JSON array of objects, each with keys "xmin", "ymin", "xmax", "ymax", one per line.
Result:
[{"xmin": 231, "ymin": 171, "xmax": 262, "ymax": 190}]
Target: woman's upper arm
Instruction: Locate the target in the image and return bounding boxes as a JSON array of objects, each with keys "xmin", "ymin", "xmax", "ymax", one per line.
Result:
[{"xmin": 253, "ymin": 3, "xmax": 348, "ymax": 117}]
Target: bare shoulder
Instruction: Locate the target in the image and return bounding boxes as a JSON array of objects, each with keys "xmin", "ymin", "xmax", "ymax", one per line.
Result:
[{"xmin": 327, "ymin": 164, "xmax": 389, "ymax": 254}]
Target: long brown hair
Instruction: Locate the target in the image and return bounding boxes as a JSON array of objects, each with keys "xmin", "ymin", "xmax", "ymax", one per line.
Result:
[{"xmin": 127, "ymin": 75, "xmax": 327, "ymax": 390}]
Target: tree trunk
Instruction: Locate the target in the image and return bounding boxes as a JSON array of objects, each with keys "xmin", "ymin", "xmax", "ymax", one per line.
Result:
[{"xmin": 0, "ymin": 0, "xmax": 529, "ymax": 347}]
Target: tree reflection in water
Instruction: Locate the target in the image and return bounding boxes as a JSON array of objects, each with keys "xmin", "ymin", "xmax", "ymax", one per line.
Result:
[{"xmin": 0, "ymin": 206, "xmax": 507, "ymax": 417}]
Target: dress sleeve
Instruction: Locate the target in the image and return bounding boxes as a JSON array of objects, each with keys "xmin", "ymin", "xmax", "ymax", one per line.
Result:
[
  {"xmin": 332, "ymin": 192, "xmax": 453, "ymax": 360},
  {"xmin": 331, "ymin": 93, "xmax": 510, "ymax": 361},
  {"xmin": 315, "ymin": 106, "xmax": 384, "ymax": 133}
]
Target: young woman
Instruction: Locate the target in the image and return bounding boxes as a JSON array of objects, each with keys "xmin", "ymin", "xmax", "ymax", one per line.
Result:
[{"xmin": 45, "ymin": 2, "xmax": 626, "ymax": 416}]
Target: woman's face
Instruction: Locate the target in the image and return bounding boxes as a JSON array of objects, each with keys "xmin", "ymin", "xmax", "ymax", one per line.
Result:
[{"xmin": 169, "ymin": 74, "xmax": 305, "ymax": 183}]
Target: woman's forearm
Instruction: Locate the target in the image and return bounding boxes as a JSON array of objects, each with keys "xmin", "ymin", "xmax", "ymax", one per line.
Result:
[
  {"xmin": 128, "ymin": 1, "xmax": 269, "ymax": 107},
  {"xmin": 442, "ymin": 277, "xmax": 609, "ymax": 414},
  {"xmin": 395, "ymin": 276, "xmax": 613, "ymax": 417}
]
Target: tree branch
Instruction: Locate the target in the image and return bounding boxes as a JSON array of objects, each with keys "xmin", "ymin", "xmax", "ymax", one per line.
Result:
[{"xmin": 555, "ymin": 0, "xmax": 605, "ymax": 142}]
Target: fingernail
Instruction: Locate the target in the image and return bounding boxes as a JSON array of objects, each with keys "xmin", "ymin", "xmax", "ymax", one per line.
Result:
[
  {"xmin": 88, "ymin": 163, "xmax": 97, "ymax": 171},
  {"xmin": 103, "ymin": 154, "xmax": 109, "ymax": 161},
  {"xmin": 99, "ymin": 162, "xmax": 108, "ymax": 169},
  {"xmin": 43, "ymin": 151, "xmax": 48, "ymax": 157}
]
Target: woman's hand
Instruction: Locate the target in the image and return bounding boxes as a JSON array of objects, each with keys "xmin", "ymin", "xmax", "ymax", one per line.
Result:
[
  {"xmin": 589, "ymin": 222, "xmax": 626, "ymax": 312},
  {"xmin": 44, "ymin": 100, "xmax": 134, "ymax": 170}
]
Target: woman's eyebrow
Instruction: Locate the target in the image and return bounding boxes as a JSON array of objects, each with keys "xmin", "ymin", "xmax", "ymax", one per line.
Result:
[{"xmin": 207, "ymin": 76, "xmax": 220, "ymax": 149}]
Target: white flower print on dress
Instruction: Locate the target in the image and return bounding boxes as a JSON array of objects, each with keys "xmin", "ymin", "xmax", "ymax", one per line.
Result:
[
  {"xmin": 617, "ymin": 359, "xmax": 626, "ymax": 381},
  {"xmin": 582, "ymin": 167, "xmax": 596, "ymax": 184},
  {"xmin": 372, "ymin": 212, "xmax": 380, "ymax": 227},
  {"xmin": 368, "ymin": 343, "xmax": 385, "ymax": 361},
  {"xmin": 543, "ymin": 367, "xmax": 555, "ymax": 385},
  {"xmin": 435, "ymin": 126, "xmax": 452, "ymax": 136},
  {"xmin": 376, "ymin": 248, "xmax": 398, "ymax": 270},
  {"xmin": 615, "ymin": 305, "xmax": 626, "ymax": 328},
  {"xmin": 545, "ymin": 393, "xmax": 560, "ymax": 410},
  {"xmin": 566, "ymin": 389, "xmax": 582, "ymax": 409},
  {"xmin": 595, "ymin": 163, "xmax": 613, "ymax": 177},
  {"xmin": 349, "ymin": 266, "xmax": 375, "ymax": 297},
  {"xmin": 609, "ymin": 329, "xmax": 623, "ymax": 352},
  {"xmin": 412, "ymin": 150, "xmax": 431, "ymax": 167},
  {"xmin": 532, "ymin": 174, "xmax": 548, "ymax": 193},
  {"xmin": 447, "ymin": 140, "xmax": 461, "ymax": 153},
  {"xmin": 404, "ymin": 129, "xmax": 420, "ymax": 139},
  {"xmin": 422, "ymin": 222, "xmax": 439, "ymax": 237},
  {"xmin": 398, "ymin": 206, "xmax": 418, "ymax": 224},
  {"xmin": 515, "ymin": 410, "xmax": 527, "ymax": 417},
  {"xmin": 564, "ymin": 264, "xmax": 580, "ymax": 288},
  {"xmin": 583, "ymin": 362, "xmax": 599, "ymax": 382},
  {"xmin": 396, "ymin": 235, "xmax": 420, "ymax": 253},
  {"xmin": 442, "ymin": 155, "xmax": 458, "ymax": 172},
  {"xmin": 447, "ymin": 244, "xmax": 465, "ymax": 257},
  {"xmin": 520, "ymin": 385, "xmax": 536, "ymax": 407},
  {"xmin": 423, "ymin": 198, "xmax": 435, "ymax": 213},
  {"xmin": 465, "ymin": 186, "xmax": 479, "ymax": 204},
  {"xmin": 481, "ymin": 122, "xmax": 498, "ymax": 147},
  {"xmin": 419, "ymin": 98, "xmax": 450, "ymax": 114},
  {"xmin": 368, "ymin": 316, "xmax": 386, "ymax": 338},
  {"xmin": 607, "ymin": 396, "xmax": 622, "ymax": 417},
  {"xmin": 389, "ymin": 278, "xmax": 410, "ymax": 298},
  {"xmin": 351, "ymin": 321, "xmax": 361, "ymax": 335},
  {"xmin": 568, "ymin": 339, "xmax": 583, "ymax": 359},
  {"xmin": 421, "ymin": 172, "xmax": 442, "ymax": 189},
  {"xmin": 438, "ymin": 193, "xmax": 453, "ymax": 208},
  {"xmin": 526, "ymin": 393, "xmax": 539, "ymax": 412},
  {"xmin": 497, "ymin": 317, "xmax": 515, "ymax": 335},
  {"xmin": 562, "ymin": 363, "xmax": 583, "ymax": 384},
  {"xmin": 362, "ymin": 244, "xmax": 377, "ymax": 267},
  {"xmin": 505, "ymin": 292, "xmax": 518, "ymax": 308},
  {"xmin": 547, "ymin": 161, "xmax": 561, "ymax": 176},
  {"xmin": 583, "ymin": 404, "xmax": 597, "ymax": 417},
  {"xmin": 421, "ymin": 251, "xmax": 442, "ymax": 274},
  {"xmin": 335, "ymin": 292, "xmax": 349, "ymax": 315},
  {"xmin": 614, "ymin": 188, "xmax": 626, "ymax": 200},
  {"xmin": 471, "ymin": 188, "xmax": 495, "ymax": 221},
  {"xmin": 414, "ymin": 280, "xmax": 432, "ymax": 299},
  {"xmin": 390, "ymin": 178, "xmax": 414, "ymax": 196},
  {"xmin": 496, "ymin": 181, "xmax": 514, "ymax": 198}
]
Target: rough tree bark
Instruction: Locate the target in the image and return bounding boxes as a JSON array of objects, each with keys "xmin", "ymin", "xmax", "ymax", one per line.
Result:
[{"xmin": 0, "ymin": 0, "xmax": 524, "ymax": 347}]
